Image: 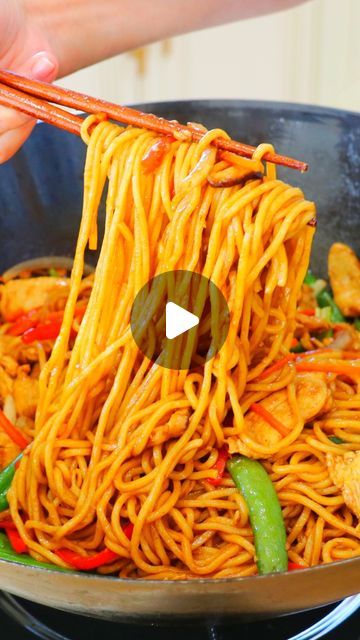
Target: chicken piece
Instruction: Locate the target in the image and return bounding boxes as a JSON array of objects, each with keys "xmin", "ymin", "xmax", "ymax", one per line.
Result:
[
  {"xmin": 0, "ymin": 277, "xmax": 69, "ymax": 321},
  {"xmin": 328, "ymin": 243, "xmax": 360, "ymax": 317},
  {"xmin": 327, "ymin": 451, "xmax": 360, "ymax": 518},
  {"xmin": 13, "ymin": 374, "xmax": 39, "ymax": 418},
  {"xmin": 0, "ymin": 431, "xmax": 20, "ymax": 470},
  {"xmin": 228, "ymin": 373, "xmax": 330, "ymax": 457},
  {"xmin": 149, "ymin": 410, "xmax": 189, "ymax": 446}
]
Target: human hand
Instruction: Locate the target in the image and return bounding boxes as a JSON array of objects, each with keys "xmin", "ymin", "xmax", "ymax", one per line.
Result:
[{"xmin": 0, "ymin": 0, "xmax": 58, "ymax": 163}]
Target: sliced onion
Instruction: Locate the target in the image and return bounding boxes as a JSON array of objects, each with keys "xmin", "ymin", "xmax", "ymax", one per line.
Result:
[
  {"xmin": 208, "ymin": 170, "xmax": 263, "ymax": 188},
  {"xmin": 330, "ymin": 329, "xmax": 353, "ymax": 351},
  {"xmin": 187, "ymin": 121, "xmax": 208, "ymax": 134},
  {"xmin": 2, "ymin": 257, "xmax": 94, "ymax": 282},
  {"xmin": 3, "ymin": 395, "xmax": 16, "ymax": 424},
  {"xmin": 181, "ymin": 148, "xmax": 216, "ymax": 190}
]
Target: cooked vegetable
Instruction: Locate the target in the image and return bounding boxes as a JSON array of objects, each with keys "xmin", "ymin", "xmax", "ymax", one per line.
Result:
[
  {"xmin": 0, "ymin": 454, "xmax": 22, "ymax": 512},
  {"xmin": 0, "ymin": 520, "xmax": 16, "ymax": 529},
  {"xmin": 329, "ymin": 436, "xmax": 345, "ymax": 445},
  {"xmin": 0, "ymin": 532, "xmax": 68, "ymax": 571},
  {"xmin": 290, "ymin": 340, "xmax": 306, "ymax": 353},
  {"xmin": 6, "ymin": 309, "xmax": 39, "ymax": 336},
  {"xmin": 5, "ymin": 527, "xmax": 27, "ymax": 553},
  {"xmin": 56, "ymin": 547, "xmax": 118, "ymax": 571},
  {"xmin": 299, "ymin": 308, "xmax": 315, "ymax": 316},
  {"xmin": 288, "ymin": 562, "xmax": 306, "ymax": 571},
  {"xmin": 303, "ymin": 270, "xmax": 317, "ymax": 286},
  {"xmin": 0, "ymin": 409, "xmax": 29, "ymax": 449},
  {"xmin": 227, "ymin": 456, "xmax": 287, "ymax": 575},
  {"xmin": 303, "ymin": 270, "xmax": 326, "ymax": 296},
  {"xmin": 207, "ymin": 446, "xmax": 229, "ymax": 486},
  {"xmin": 55, "ymin": 523, "xmax": 133, "ymax": 570},
  {"xmin": 317, "ymin": 290, "xmax": 345, "ymax": 323},
  {"xmin": 258, "ymin": 354, "xmax": 295, "ymax": 379},
  {"xmin": 22, "ymin": 320, "xmax": 63, "ymax": 344}
]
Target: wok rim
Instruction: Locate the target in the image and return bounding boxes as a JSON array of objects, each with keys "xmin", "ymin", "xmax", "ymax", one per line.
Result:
[
  {"xmin": 126, "ymin": 97, "xmax": 360, "ymax": 119},
  {"xmin": 0, "ymin": 554, "xmax": 360, "ymax": 587}
]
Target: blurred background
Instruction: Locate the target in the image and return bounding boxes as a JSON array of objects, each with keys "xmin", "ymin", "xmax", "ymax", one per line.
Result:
[{"xmin": 60, "ymin": 0, "xmax": 359, "ymax": 111}]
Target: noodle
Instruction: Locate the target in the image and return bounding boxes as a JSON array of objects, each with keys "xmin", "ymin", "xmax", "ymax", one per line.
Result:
[{"xmin": 2, "ymin": 115, "xmax": 359, "ymax": 578}]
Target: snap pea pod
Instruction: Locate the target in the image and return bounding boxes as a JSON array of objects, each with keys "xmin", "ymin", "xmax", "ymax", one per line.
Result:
[
  {"xmin": 0, "ymin": 533, "xmax": 69, "ymax": 572},
  {"xmin": 227, "ymin": 456, "xmax": 287, "ymax": 575},
  {"xmin": 329, "ymin": 436, "xmax": 346, "ymax": 445},
  {"xmin": 0, "ymin": 454, "xmax": 23, "ymax": 512},
  {"xmin": 316, "ymin": 290, "xmax": 345, "ymax": 323},
  {"xmin": 303, "ymin": 269, "xmax": 317, "ymax": 286}
]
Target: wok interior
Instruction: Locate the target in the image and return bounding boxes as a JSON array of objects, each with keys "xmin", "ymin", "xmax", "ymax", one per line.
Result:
[{"xmin": 0, "ymin": 100, "xmax": 359, "ymax": 620}]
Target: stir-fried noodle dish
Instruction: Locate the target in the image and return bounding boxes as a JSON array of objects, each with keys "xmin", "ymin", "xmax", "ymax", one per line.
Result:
[{"xmin": 0, "ymin": 116, "xmax": 359, "ymax": 579}]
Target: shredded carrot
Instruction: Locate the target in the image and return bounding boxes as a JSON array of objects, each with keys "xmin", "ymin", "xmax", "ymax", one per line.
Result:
[
  {"xmin": 250, "ymin": 403, "xmax": 289, "ymax": 437},
  {"xmin": 290, "ymin": 338, "xmax": 299, "ymax": 348},
  {"xmin": 300, "ymin": 349, "xmax": 360, "ymax": 359},
  {"xmin": 258, "ymin": 354, "xmax": 296, "ymax": 380},
  {"xmin": 295, "ymin": 361, "xmax": 360, "ymax": 379},
  {"xmin": 298, "ymin": 308, "xmax": 316, "ymax": 316},
  {"xmin": 338, "ymin": 351, "xmax": 360, "ymax": 360},
  {"xmin": 0, "ymin": 409, "xmax": 29, "ymax": 449}
]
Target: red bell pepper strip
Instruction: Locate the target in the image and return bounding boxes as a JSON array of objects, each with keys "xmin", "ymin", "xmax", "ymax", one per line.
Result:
[
  {"xmin": 56, "ymin": 547, "xmax": 118, "ymax": 570},
  {"xmin": 207, "ymin": 446, "xmax": 229, "ymax": 486},
  {"xmin": 0, "ymin": 409, "xmax": 29, "ymax": 449},
  {"xmin": 22, "ymin": 320, "xmax": 63, "ymax": 344},
  {"xmin": 55, "ymin": 521, "xmax": 133, "ymax": 570},
  {"xmin": 21, "ymin": 306, "xmax": 86, "ymax": 344},
  {"xmin": 298, "ymin": 308, "xmax": 316, "ymax": 316},
  {"xmin": 122, "ymin": 522, "xmax": 134, "ymax": 540},
  {"xmin": 0, "ymin": 520, "xmax": 16, "ymax": 529},
  {"xmin": 5, "ymin": 527, "xmax": 28, "ymax": 553},
  {"xmin": 288, "ymin": 561, "xmax": 306, "ymax": 571},
  {"xmin": 7, "ymin": 309, "xmax": 39, "ymax": 336}
]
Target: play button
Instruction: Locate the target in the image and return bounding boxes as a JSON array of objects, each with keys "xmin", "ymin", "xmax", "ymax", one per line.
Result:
[
  {"xmin": 165, "ymin": 302, "xmax": 199, "ymax": 340},
  {"xmin": 130, "ymin": 270, "xmax": 230, "ymax": 370}
]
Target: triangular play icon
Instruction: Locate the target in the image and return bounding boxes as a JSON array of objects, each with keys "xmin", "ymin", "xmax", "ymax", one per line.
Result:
[{"xmin": 165, "ymin": 302, "xmax": 199, "ymax": 340}]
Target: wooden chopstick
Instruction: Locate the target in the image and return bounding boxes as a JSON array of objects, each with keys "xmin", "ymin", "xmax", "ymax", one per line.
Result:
[
  {"xmin": 0, "ymin": 81, "xmax": 82, "ymax": 135},
  {"xmin": 0, "ymin": 69, "xmax": 308, "ymax": 172}
]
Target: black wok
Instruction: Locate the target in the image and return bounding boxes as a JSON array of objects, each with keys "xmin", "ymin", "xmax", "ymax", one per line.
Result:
[{"xmin": 0, "ymin": 100, "xmax": 359, "ymax": 623}]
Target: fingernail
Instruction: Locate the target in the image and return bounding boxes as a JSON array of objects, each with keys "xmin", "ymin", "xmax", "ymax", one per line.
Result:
[{"xmin": 31, "ymin": 55, "xmax": 57, "ymax": 80}]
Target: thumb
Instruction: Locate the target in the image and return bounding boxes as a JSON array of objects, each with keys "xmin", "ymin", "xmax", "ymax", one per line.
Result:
[{"xmin": 0, "ymin": 51, "xmax": 58, "ymax": 135}]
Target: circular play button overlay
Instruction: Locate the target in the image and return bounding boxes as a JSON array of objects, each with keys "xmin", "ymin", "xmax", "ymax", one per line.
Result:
[{"xmin": 130, "ymin": 270, "xmax": 230, "ymax": 370}]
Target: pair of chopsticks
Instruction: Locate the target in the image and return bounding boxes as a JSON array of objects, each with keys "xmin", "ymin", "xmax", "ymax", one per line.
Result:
[{"xmin": 0, "ymin": 69, "xmax": 308, "ymax": 172}]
